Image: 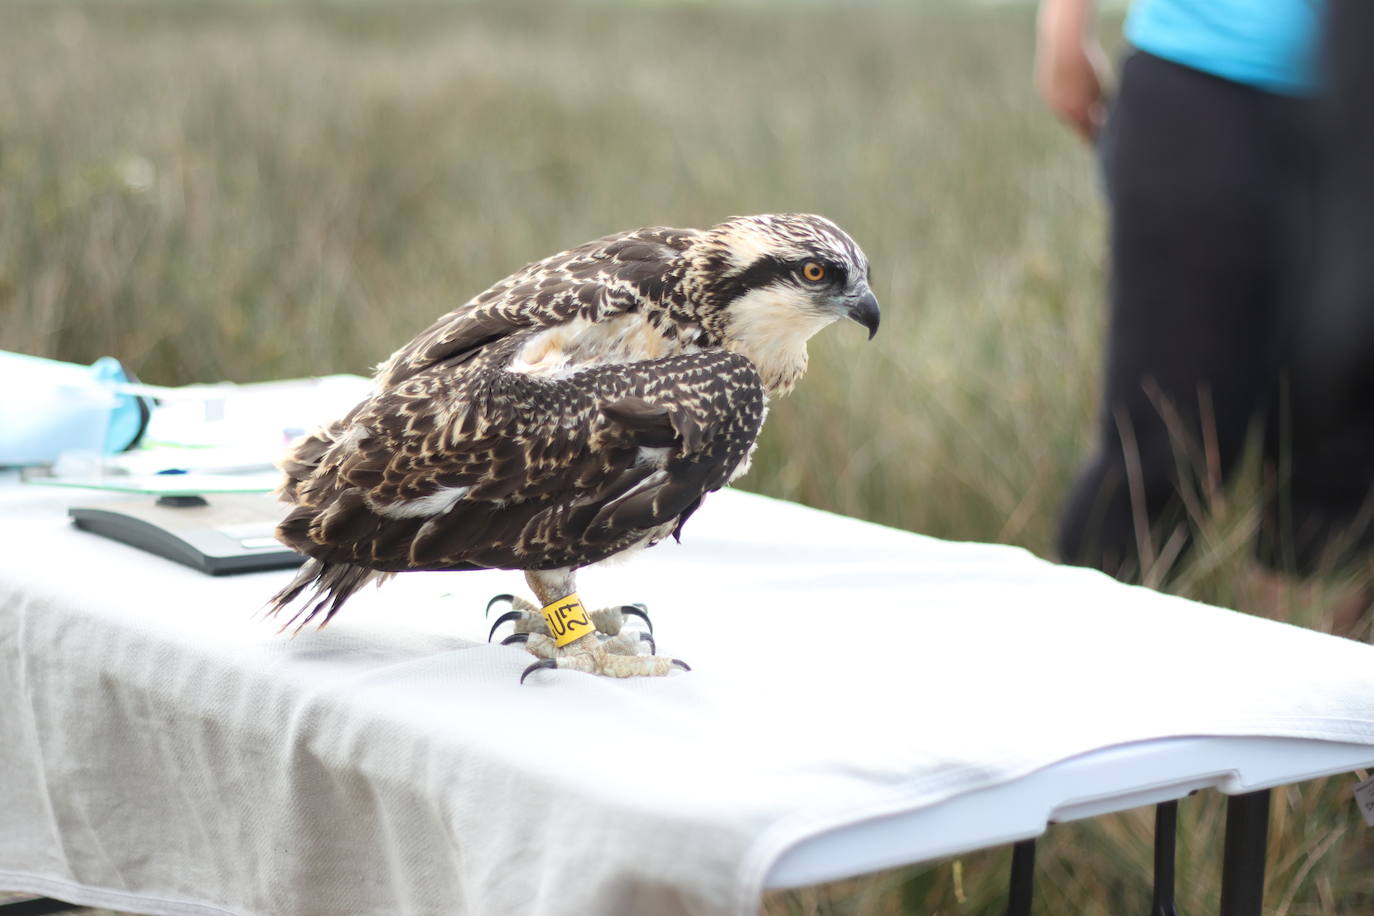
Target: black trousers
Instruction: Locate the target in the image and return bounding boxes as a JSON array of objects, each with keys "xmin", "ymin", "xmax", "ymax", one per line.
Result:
[{"xmin": 1057, "ymin": 50, "xmax": 1374, "ymax": 580}]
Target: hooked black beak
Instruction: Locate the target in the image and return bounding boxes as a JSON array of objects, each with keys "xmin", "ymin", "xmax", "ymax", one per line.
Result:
[{"xmin": 846, "ymin": 290, "xmax": 881, "ymax": 340}]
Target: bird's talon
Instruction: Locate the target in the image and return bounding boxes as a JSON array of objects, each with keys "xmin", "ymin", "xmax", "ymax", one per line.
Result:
[
  {"xmin": 485, "ymin": 594, "xmax": 515, "ymax": 617},
  {"xmin": 639, "ymin": 631, "xmax": 656, "ymax": 654},
  {"xmin": 620, "ymin": 604, "xmax": 653, "ymax": 634},
  {"xmin": 488, "ymin": 609, "xmax": 525, "ymax": 642},
  {"xmin": 501, "ymin": 633, "xmax": 529, "ymax": 646},
  {"xmin": 520, "ymin": 658, "xmax": 559, "ymax": 684},
  {"xmin": 671, "ymin": 658, "xmax": 691, "ymax": 672}
]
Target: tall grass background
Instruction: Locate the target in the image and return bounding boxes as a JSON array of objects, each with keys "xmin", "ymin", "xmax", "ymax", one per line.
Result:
[{"xmin": 1, "ymin": 1, "xmax": 1370, "ymax": 913}]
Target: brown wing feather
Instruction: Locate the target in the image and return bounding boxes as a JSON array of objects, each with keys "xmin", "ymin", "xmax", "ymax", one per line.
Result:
[
  {"xmin": 271, "ymin": 350, "xmax": 764, "ymax": 627},
  {"xmin": 375, "ymin": 227, "xmax": 700, "ymax": 389}
]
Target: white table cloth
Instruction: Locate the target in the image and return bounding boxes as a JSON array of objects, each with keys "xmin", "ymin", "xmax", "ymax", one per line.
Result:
[{"xmin": 3, "ymin": 482, "xmax": 1373, "ymax": 916}]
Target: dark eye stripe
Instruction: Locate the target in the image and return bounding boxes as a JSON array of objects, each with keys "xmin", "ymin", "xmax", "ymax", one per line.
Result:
[
  {"xmin": 716, "ymin": 255, "xmax": 850, "ymax": 305},
  {"xmin": 724, "ymin": 255, "xmax": 794, "ymax": 295}
]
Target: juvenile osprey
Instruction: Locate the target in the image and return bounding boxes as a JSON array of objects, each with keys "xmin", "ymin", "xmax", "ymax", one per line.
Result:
[{"xmin": 269, "ymin": 214, "xmax": 879, "ymax": 679}]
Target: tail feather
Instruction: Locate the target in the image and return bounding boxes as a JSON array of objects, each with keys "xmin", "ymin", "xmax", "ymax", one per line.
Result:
[{"xmin": 267, "ymin": 558, "xmax": 384, "ymax": 632}]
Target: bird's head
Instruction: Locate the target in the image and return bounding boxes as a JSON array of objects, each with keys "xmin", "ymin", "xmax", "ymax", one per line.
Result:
[{"xmin": 685, "ymin": 213, "xmax": 880, "ymax": 396}]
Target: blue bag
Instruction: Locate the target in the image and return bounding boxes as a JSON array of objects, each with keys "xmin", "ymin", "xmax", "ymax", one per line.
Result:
[{"xmin": 0, "ymin": 350, "xmax": 154, "ymax": 466}]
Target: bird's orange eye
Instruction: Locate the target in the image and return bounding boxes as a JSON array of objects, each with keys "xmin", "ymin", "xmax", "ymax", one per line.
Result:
[{"xmin": 801, "ymin": 261, "xmax": 826, "ymax": 283}]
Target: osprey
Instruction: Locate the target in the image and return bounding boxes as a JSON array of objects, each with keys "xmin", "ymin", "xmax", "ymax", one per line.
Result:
[{"xmin": 269, "ymin": 213, "xmax": 880, "ymax": 679}]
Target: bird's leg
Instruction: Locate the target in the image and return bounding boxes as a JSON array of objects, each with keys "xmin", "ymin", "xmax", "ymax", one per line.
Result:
[
  {"xmin": 486, "ymin": 575, "xmax": 653, "ymax": 648},
  {"xmin": 489, "ymin": 569, "xmax": 687, "ymax": 681},
  {"xmin": 524, "ymin": 567, "xmax": 596, "ymax": 648},
  {"xmin": 516, "ymin": 569, "xmax": 655, "ymax": 659}
]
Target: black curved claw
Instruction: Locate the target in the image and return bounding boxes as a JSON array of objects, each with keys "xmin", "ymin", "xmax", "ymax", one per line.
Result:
[
  {"xmin": 620, "ymin": 603, "xmax": 653, "ymax": 634},
  {"xmin": 485, "ymin": 594, "xmax": 516, "ymax": 617},
  {"xmin": 520, "ymin": 658, "xmax": 559, "ymax": 684},
  {"xmin": 501, "ymin": 633, "xmax": 530, "ymax": 647},
  {"xmin": 671, "ymin": 658, "xmax": 691, "ymax": 672},
  {"xmin": 638, "ymin": 631, "xmax": 657, "ymax": 655},
  {"xmin": 488, "ymin": 609, "xmax": 525, "ymax": 642}
]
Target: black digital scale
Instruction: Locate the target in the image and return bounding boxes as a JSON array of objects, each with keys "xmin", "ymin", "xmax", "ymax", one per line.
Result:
[{"xmin": 69, "ymin": 490, "xmax": 305, "ymax": 575}]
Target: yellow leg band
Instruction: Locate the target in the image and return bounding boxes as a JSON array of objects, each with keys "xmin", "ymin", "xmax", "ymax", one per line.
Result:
[{"xmin": 542, "ymin": 593, "xmax": 595, "ymax": 647}]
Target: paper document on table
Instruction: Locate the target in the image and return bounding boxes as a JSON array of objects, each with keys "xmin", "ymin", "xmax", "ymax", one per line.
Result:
[
  {"xmin": 21, "ymin": 374, "xmax": 373, "ymax": 494},
  {"xmin": 29, "ymin": 471, "xmax": 282, "ymax": 497}
]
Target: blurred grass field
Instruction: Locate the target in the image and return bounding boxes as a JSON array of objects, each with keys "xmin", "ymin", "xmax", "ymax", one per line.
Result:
[{"xmin": 2, "ymin": 1, "xmax": 1371, "ymax": 914}]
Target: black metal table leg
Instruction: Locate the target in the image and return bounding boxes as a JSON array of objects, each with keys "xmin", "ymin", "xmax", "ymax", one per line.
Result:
[
  {"xmin": 1151, "ymin": 800, "xmax": 1178, "ymax": 916},
  {"xmin": 0, "ymin": 898, "xmax": 85, "ymax": 915},
  {"xmin": 1219, "ymin": 789, "xmax": 1271, "ymax": 916},
  {"xmin": 1006, "ymin": 837, "xmax": 1036, "ymax": 916}
]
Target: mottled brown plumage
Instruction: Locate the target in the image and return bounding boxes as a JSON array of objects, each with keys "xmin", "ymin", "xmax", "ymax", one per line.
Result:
[{"xmin": 268, "ymin": 214, "xmax": 879, "ymax": 657}]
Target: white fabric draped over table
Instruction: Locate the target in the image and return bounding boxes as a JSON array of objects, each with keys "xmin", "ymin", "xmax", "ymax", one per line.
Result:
[{"xmin": 3, "ymin": 483, "xmax": 1373, "ymax": 916}]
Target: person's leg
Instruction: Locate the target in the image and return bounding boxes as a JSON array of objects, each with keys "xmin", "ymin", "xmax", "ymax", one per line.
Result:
[
  {"xmin": 1269, "ymin": 0, "xmax": 1374, "ymax": 584},
  {"xmin": 1058, "ymin": 54, "xmax": 1288, "ymax": 582},
  {"xmin": 1244, "ymin": 0, "xmax": 1374, "ymax": 640}
]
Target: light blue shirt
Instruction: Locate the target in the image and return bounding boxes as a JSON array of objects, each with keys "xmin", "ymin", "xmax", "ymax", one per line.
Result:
[{"xmin": 1125, "ymin": 0, "xmax": 1324, "ymax": 96}]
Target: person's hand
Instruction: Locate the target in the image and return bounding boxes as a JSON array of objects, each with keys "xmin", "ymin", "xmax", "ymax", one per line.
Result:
[{"xmin": 1035, "ymin": 0, "xmax": 1111, "ymax": 143}]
